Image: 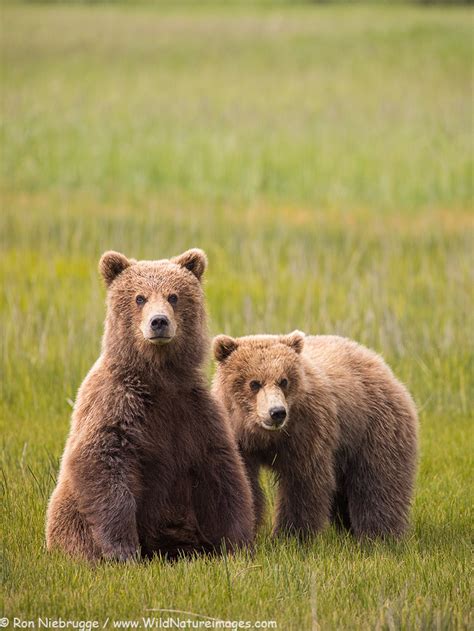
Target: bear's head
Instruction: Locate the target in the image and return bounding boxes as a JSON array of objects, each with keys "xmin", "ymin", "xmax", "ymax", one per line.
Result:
[
  {"xmin": 99, "ymin": 248, "xmax": 208, "ymax": 372},
  {"xmin": 213, "ymin": 331, "xmax": 305, "ymax": 437}
]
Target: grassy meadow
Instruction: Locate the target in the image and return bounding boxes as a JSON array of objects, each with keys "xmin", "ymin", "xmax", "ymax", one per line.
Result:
[{"xmin": 1, "ymin": 3, "xmax": 473, "ymax": 629}]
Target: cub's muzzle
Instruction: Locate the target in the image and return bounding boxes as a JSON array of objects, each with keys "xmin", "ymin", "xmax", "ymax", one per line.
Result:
[
  {"xmin": 269, "ymin": 406, "xmax": 287, "ymax": 426},
  {"xmin": 257, "ymin": 387, "xmax": 289, "ymax": 431},
  {"xmin": 145, "ymin": 313, "xmax": 175, "ymax": 344}
]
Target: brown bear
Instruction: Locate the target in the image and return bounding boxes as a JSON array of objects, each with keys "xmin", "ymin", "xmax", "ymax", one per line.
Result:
[
  {"xmin": 212, "ymin": 332, "xmax": 418, "ymax": 540},
  {"xmin": 46, "ymin": 249, "xmax": 254, "ymax": 562}
]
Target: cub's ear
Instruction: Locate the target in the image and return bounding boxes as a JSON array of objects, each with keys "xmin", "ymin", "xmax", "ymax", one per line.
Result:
[
  {"xmin": 213, "ymin": 335, "xmax": 239, "ymax": 362},
  {"xmin": 99, "ymin": 251, "xmax": 131, "ymax": 287},
  {"xmin": 173, "ymin": 248, "xmax": 208, "ymax": 281},
  {"xmin": 280, "ymin": 330, "xmax": 305, "ymax": 354}
]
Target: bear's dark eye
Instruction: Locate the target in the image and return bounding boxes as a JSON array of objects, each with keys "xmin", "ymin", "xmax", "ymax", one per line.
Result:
[
  {"xmin": 135, "ymin": 295, "xmax": 146, "ymax": 305},
  {"xmin": 250, "ymin": 380, "xmax": 261, "ymax": 392},
  {"xmin": 168, "ymin": 294, "xmax": 178, "ymax": 306},
  {"xmin": 279, "ymin": 378, "xmax": 289, "ymax": 389}
]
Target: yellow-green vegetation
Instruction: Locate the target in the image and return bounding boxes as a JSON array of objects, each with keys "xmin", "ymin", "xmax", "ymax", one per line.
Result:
[{"xmin": 1, "ymin": 3, "xmax": 472, "ymax": 630}]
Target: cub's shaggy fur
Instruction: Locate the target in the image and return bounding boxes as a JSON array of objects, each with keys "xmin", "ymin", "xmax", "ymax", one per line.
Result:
[
  {"xmin": 213, "ymin": 332, "xmax": 418, "ymax": 539},
  {"xmin": 46, "ymin": 249, "xmax": 254, "ymax": 561}
]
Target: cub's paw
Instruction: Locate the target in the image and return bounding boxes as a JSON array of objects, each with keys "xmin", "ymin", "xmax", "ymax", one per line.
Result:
[
  {"xmin": 101, "ymin": 540, "xmax": 140, "ymax": 563},
  {"xmin": 272, "ymin": 523, "xmax": 316, "ymax": 542}
]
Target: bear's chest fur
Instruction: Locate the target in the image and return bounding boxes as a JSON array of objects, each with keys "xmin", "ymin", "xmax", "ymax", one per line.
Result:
[{"xmin": 134, "ymin": 387, "xmax": 208, "ymax": 511}]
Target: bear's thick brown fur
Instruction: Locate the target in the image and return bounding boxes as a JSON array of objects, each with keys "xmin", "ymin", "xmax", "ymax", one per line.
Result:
[
  {"xmin": 46, "ymin": 249, "xmax": 254, "ymax": 562},
  {"xmin": 212, "ymin": 332, "xmax": 418, "ymax": 539}
]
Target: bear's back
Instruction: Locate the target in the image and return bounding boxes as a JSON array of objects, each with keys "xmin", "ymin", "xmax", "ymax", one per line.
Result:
[
  {"xmin": 303, "ymin": 335, "xmax": 386, "ymax": 383},
  {"xmin": 303, "ymin": 335, "xmax": 395, "ymax": 382},
  {"xmin": 302, "ymin": 335, "xmax": 417, "ymax": 449}
]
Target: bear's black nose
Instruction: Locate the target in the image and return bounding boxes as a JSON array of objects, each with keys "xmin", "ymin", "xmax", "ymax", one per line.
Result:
[
  {"xmin": 150, "ymin": 315, "xmax": 170, "ymax": 331},
  {"xmin": 269, "ymin": 406, "xmax": 287, "ymax": 425}
]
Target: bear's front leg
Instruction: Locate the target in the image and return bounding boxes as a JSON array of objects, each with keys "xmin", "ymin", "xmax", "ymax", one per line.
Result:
[
  {"xmin": 192, "ymin": 443, "xmax": 255, "ymax": 552},
  {"xmin": 273, "ymin": 457, "xmax": 335, "ymax": 540},
  {"xmin": 69, "ymin": 431, "xmax": 141, "ymax": 562},
  {"xmin": 241, "ymin": 452, "xmax": 266, "ymax": 530}
]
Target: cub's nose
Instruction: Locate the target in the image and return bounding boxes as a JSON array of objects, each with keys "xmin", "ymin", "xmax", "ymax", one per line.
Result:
[
  {"xmin": 150, "ymin": 314, "xmax": 170, "ymax": 332},
  {"xmin": 269, "ymin": 406, "xmax": 287, "ymax": 426}
]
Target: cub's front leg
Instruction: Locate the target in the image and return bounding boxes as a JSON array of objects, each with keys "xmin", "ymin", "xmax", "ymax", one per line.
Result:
[
  {"xmin": 241, "ymin": 451, "xmax": 266, "ymax": 530},
  {"xmin": 190, "ymin": 406, "xmax": 255, "ymax": 551},
  {"xmin": 192, "ymin": 443, "xmax": 255, "ymax": 551},
  {"xmin": 273, "ymin": 454, "xmax": 335, "ymax": 540},
  {"xmin": 69, "ymin": 426, "xmax": 141, "ymax": 561}
]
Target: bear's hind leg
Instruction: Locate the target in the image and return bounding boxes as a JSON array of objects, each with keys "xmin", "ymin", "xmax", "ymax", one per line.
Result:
[
  {"xmin": 346, "ymin": 449, "xmax": 415, "ymax": 539},
  {"xmin": 331, "ymin": 486, "xmax": 352, "ymax": 533}
]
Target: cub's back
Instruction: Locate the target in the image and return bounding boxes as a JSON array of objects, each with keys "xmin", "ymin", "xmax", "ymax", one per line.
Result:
[
  {"xmin": 302, "ymin": 335, "xmax": 417, "ymax": 448},
  {"xmin": 303, "ymin": 335, "xmax": 390, "ymax": 384}
]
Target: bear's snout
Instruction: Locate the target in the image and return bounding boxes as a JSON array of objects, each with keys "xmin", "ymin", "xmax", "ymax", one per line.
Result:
[
  {"xmin": 144, "ymin": 313, "xmax": 175, "ymax": 344},
  {"xmin": 150, "ymin": 314, "xmax": 170, "ymax": 332},
  {"xmin": 269, "ymin": 406, "xmax": 287, "ymax": 427},
  {"xmin": 256, "ymin": 386, "xmax": 289, "ymax": 431}
]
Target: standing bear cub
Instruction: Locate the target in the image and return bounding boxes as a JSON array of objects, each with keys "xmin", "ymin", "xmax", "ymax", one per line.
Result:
[
  {"xmin": 212, "ymin": 332, "xmax": 418, "ymax": 539},
  {"xmin": 46, "ymin": 249, "xmax": 254, "ymax": 562}
]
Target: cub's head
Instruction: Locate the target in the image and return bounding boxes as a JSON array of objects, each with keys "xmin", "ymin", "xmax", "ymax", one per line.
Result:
[
  {"xmin": 99, "ymin": 248, "xmax": 208, "ymax": 366},
  {"xmin": 213, "ymin": 332, "xmax": 305, "ymax": 437}
]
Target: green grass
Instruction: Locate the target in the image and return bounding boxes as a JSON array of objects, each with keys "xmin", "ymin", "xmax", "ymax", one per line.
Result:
[{"xmin": 1, "ymin": 3, "xmax": 472, "ymax": 630}]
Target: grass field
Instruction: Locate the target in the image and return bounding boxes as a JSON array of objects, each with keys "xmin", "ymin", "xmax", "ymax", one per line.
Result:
[{"xmin": 1, "ymin": 3, "xmax": 473, "ymax": 630}]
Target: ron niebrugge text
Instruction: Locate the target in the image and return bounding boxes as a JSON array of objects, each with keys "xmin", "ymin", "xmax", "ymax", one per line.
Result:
[{"xmin": 8, "ymin": 619, "xmax": 277, "ymax": 630}]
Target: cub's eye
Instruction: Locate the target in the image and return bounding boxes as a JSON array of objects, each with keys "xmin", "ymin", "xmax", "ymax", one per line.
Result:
[
  {"xmin": 135, "ymin": 295, "xmax": 146, "ymax": 305},
  {"xmin": 279, "ymin": 378, "xmax": 289, "ymax": 389},
  {"xmin": 168, "ymin": 294, "xmax": 178, "ymax": 306},
  {"xmin": 250, "ymin": 380, "xmax": 261, "ymax": 392}
]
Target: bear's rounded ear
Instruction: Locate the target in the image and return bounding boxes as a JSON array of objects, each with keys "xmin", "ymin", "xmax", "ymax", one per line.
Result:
[
  {"xmin": 280, "ymin": 330, "xmax": 305, "ymax": 354},
  {"xmin": 172, "ymin": 248, "xmax": 208, "ymax": 282},
  {"xmin": 99, "ymin": 251, "xmax": 131, "ymax": 287},
  {"xmin": 213, "ymin": 335, "xmax": 239, "ymax": 362}
]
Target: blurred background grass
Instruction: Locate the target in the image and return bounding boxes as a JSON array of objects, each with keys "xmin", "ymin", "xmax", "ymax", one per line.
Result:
[
  {"xmin": 1, "ymin": 2, "xmax": 473, "ymax": 629},
  {"xmin": 2, "ymin": 3, "xmax": 472, "ymax": 207}
]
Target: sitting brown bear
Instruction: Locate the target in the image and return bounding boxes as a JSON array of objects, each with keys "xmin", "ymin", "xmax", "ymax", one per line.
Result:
[
  {"xmin": 46, "ymin": 249, "xmax": 254, "ymax": 561},
  {"xmin": 212, "ymin": 332, "xmax": 418, "ymax": 539}
]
